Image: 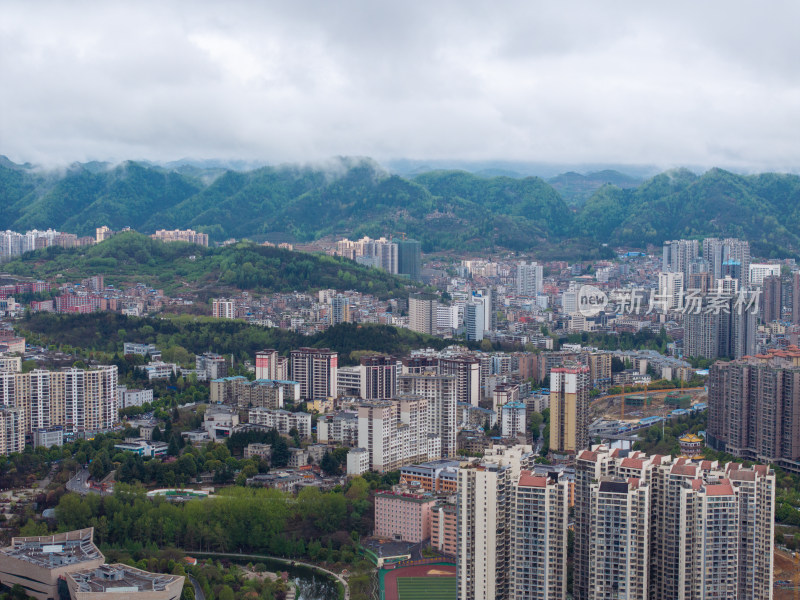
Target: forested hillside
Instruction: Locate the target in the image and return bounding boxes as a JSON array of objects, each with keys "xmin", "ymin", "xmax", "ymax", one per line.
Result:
[
  {"xmin": 3, "ymin": 156, "xmax": 800, "ymax": 256},
  {"xmin": 18, "ymin": 312, "xmax": 458, "ymax": 365},
  {"xmin": 2, "ymin": 231, "xmax": 413, "ymax": 297}
]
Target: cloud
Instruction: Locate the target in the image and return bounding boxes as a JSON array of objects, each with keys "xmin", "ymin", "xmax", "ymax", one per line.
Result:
[{"xmin": 2, "ymin": 1, "xmax": 800, "ymax": 172}]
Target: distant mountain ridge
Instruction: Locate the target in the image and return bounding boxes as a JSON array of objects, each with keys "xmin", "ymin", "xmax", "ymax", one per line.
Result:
[{"xmin": 1, "ymin": 156, "xmax": 800, "ymax": 258}]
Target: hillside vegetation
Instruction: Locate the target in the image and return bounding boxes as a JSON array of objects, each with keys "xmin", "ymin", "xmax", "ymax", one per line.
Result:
[
  {"xmin": 18, "ymin": 312, "xmax": 457, "ymax": 365},
  {"xmin": 2, "ymin": 231, "xmax": 413, "ymax": 297},
  {"xmin": 3, "ymin": 157, "xmax": 800, "ymax": 256}
]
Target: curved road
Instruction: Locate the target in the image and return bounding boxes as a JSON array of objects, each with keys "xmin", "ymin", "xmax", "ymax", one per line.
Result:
[
  {"xmin": 190, "ymin": 551, "xmax": 349, "ymax": 600},
  {"xmin": 188, "ymin": 575, "xmax": 205, "ymax": 600}
]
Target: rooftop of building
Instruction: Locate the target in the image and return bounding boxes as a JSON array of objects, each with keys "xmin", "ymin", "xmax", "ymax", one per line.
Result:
[
  {"xmin": 598, "ymin": 479, "xmax": 632, "ymax": 494},
  {"xmin": 68, "ymin": 564, "xmax": 180, "ymax": 593},
  {"xmin": 2, "ymin": 528, "xmax": 102, "ymax": 569},
  {"xmin": 518, "ymin": 471, "xmax": 550, "ymax": 488},
  {"xmin": 374, "ymin": 491, "xmax": 437, "ymax": 503}
]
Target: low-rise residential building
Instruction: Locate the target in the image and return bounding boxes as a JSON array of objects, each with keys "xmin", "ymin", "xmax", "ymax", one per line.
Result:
[
  {"xmin": 399, "ymin": 460, "xmax": 460, "ymax": 493},
  {"xmin": 244, "ymin": 443, "xmax": 272, "ymax": 461},
  {"xmin": 247, "ymin": 408, "xmax": 311, "ymax": 438},
  {"xmin": 113, "ymin": 439, "xmax": 168, "ymax": 458},
  {"xmin": 457, "ymin": 402, "xmax": 496, "ymax": 429},
  {"xmin": 288, "ymin": 448, "xmax": 309, "ymax": 468},
  {"xmin": 122, "ymin": 343, "xmax": 159, "ymax": 359},
  {"xmin": 210, "ymin": 376, "xmax": 285, "ymax": 409},
  {"xmin": 195, "ymin": 353, "xmax": 228, "ymax": 381},
  {"xmin": 306, "ymin": 443, "xmax": 329, "ymax": 464},
  {"xmin": 151, "ymin": 228, "xmax": 208, "ymax": 246},
  {"xmin": 430, "ymin": 503, "xmax": 457, "ymax": 557},
  {"xmin": 347, "ymin": 448, "xmax": 370, "ymax": 475},
  {"xmin": 32, "ymin": 426, "xmax": 64, "ymax": 448},
  {"xmin": 143, "ymin": 362, "xmax": 178, "ymax": 381},
  {"xmin": 317, "ymin": 411, "xmax": 359, "ymax": 446},
  {"xmin": 374, "ymin": 491, "xmax": 436, "ymax": 543},
  {"xmin": 0, "ymin": 355, "xmax": 22, "ymax": 373},
  {"xmin": 501, "ymin": 402, "xmax": 527, "ymax": 438},
  {"xmin": 116, "ymin": 386, "xmax": 153, "ymax": 409},
  {"xmin": 203, "ymin": 405, "xmax": 240, "ymax": 440}
]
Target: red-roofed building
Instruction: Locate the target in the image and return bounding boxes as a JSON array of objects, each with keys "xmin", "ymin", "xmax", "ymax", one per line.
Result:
[{"xmin": 574, "ymin": 444, "xmax": 775, "ymax": 600}]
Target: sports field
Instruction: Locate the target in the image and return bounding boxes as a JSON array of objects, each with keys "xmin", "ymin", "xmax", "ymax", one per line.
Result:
[
  {"xmin": 397, "ymin": 576, "xmax": 455, "ymax": 600},
  {"xmin": 382, "ymin": 563, "xmax": 456, "ymax": 600}
]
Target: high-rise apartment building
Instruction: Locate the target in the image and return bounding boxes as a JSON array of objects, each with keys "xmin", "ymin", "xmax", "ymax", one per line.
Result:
[
  {"xmin": 703, "ymin": 237, "xmax": 751, "ymax": 286},
  {"xmin": 330, "ymin": 294, "xmax": 351, "ymax": 325},
  {"xmin": 589, "ymin": 478, "xmax": 650, "ymax": 599},
  {"xmin": 586, "ymin": 352, "xmax": 612, "ymax": 388},
  {"xmin": 255, "ymin": 349, "xmax": 288, "ymax": 381},
  {"xmin": 657, "ymin": 271, "xmax": 684, "ymax": 311},
  {"xmin": 749, "ymin": 263, "xmax": 781, "ymax": 287},
  {"xmin": 684, "ymin": 298, "xmax": 756, "ymax": 359},
  {"xmin": 763, "ymin": 275, "xmax": 782, "ymax": 322},
  {"xmin": 708, "ymin": 347, "xmax": 800, "ymax": 471},
  {"xmin": 360, "ymin": 354, "xmax": 398, "ymax": 400},
  {"xmin": 439, "ymin": 356, "xmax": 481, "ymax": 407},
  {"xmin": 561, "ymin": 284, "xmax": 579, "ymax": 315},
  {"xmin": 473, "ymin": 289, "xmax": 496, "ymax": 331},
  {"xmin": 465, "ymin": 301, "xmax": 485, "ymax": 341},
  {"xmin": 0, "ymin": 367, "xmax": 118, "ymax": 443},
  {"xmin": 574, "ymin": 446, "xmax": 774, "ymax": 600},
  {"xmin": 794, "ymin": 272, "xmax": 800, "ymax": 324},
  {"xmin": 549, "ymin": 364, "xmax": 590, "ymax": 454},
  {"xmin": 398, "ymin": 372, "xmax": 457, "ymax": 457},
  {"xmin": 0, "ymin": 407, "xmax": 24, "ymax": 455},
  {"xmin": 212, "ymin": 299, "xmax": 235, "ymax": 319},
  {"xmin": 397, "ymin": 239, "xmax": 422, "ymax": 282},
  {"xmin": 516, "ymin": 262, "xmax": 543, "ymax": 297},
  {"xmin": 510, "ymin": 471, "xmax": 569, "ymax": 600},
  {"xmin": 290, "ymin": 348, "xmax": 338, "ymax": 399},
  {"xmin": 662, "ymin": 239, "xmax": 699, "ymax": 279},
  {"xmin": 409, "ymin": 293, "xmax": 438, "ymax": 335},
  {"xmin": 457, "ymin": 445, "xmax": 567, "ymax": 600},
  {"xmin": 357, "ymin": 396, "xmax": 439, "ymax": 472}
]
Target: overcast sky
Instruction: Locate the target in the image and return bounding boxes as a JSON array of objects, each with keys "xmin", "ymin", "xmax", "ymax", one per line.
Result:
[{"xmin": 3, "ymin": 1, "xmax": 800, "ymax": 172}]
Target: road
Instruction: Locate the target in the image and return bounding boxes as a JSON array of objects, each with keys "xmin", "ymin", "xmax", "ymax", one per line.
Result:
[
  {"xmin": 66, "ymin": 468, "xmax": 112, "ymax": 496},
  {"xmin": 188, "ymin": 575, "xmax": 205, "ymax": 600},
  {"xmin": 534, "ymin": 422, "xmax": 546, "ymax": 454},
  {"xmin": 191, "ymin": 551, "xmax": 349, "ymax": 600}
]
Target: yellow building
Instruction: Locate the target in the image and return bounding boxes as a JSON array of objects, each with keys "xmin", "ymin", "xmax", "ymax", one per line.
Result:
[
  {"xmin": 679, "ymin": 433, "xmax": 704, "ymax": 457},
  {"xmin": 550, "ymin": 364, "xmax": 590, "ymax": 454}
]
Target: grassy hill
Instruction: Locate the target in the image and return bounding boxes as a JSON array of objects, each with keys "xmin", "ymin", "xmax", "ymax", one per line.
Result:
[{"xmin": 2, "ymin": 231, "xmax": 416, "ymax": 297}]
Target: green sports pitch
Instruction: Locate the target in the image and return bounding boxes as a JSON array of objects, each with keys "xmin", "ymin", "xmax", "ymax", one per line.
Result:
[{"xmin": 396, "ymin": 577, "xmax": 456, "ymax": 600}]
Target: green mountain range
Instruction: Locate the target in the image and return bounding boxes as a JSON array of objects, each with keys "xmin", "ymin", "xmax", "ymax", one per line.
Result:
[{"xmin": 2, "ymin": 156, "xmax": 800, "ymax": 257}]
